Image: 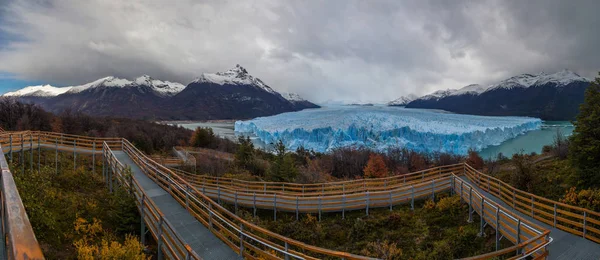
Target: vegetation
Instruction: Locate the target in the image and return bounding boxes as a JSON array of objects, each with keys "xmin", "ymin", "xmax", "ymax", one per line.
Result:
[
  {"xmin": 267, "ymin": 140, "xmax": 298, "ymax": 182},
  {"xmin": 0, "ymin": 98, "xmax": 191, "ymax": 154},
  {"xmin": 10, "ymin": 151, "xmax": 146, "ymax": 259},
  {"xmin": 570, "ymin": 72, "xmax": 600, "ymax": 188},
  {"xmin": 235, "ymin": 194, "xmax": 503, "ymax": 259},
  {"xmin": 363, "ymin": 154, "xmax": 389, "ymax": 178}
]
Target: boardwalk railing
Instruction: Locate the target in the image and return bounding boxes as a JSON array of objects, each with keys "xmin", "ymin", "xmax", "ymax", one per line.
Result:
[
  {"xmin": 103, "ymin": 142, "xmax": 202, "ymax": 259},
  {"xmin": 173, "ymin": 164, "xmax": 464, "ymax": 197},
  {"xmin": 0, "ymin": 144, "xmax": 44, "ymax": 260},
  {"xmin": 0, "ymin": 130, "xmax": 571, "ymax": 259},
  {"xmin": 452, "ymin": 175, "xmax": 551, "ymax": 259},
  {"xmin": 463, "ymin": 163, "xmax": 600, "ymax": 244}
]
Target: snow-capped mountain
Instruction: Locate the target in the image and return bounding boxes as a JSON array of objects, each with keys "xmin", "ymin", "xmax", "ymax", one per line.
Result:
[
  {"xmin": 3, "ymin": 84, "xmax": 72, "ymax": 97},
  {"xmin": 193, "ymin": 64, "xmax": 276, "ymax": 94},
  {"xmin": 3, "ymin": 75, "xmax": 186, "ymax": 98},
  {"xmin": 170, "ymin": 65, "xmax": 318, "ymax": 119},
  {"xmin": 281, "ymin": 92, "xmax": 320, "ymax": 110},
  {"xmin": 406, "ymin": 70, "xmax": 591, "ymax": 120},
  {"xmin": 388, "ymin": 94, "xmax": 418, "ymax": 106},
  {"xmin": 2, "ymin": 65, "xmax": 318, "ymax": 120}
]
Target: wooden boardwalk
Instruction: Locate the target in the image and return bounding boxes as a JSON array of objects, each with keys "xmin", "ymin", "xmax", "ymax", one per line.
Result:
[{"xmin": 1, "ymin": 131, "xmax": 600, "ymax": 259}]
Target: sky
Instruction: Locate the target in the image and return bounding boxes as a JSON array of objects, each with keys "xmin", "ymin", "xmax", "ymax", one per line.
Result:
[{"xmin": 0, "ymin": 0, "xmax": 599, "ymax": 103}]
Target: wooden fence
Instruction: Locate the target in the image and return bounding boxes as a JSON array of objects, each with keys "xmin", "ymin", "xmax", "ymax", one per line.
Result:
[
  {"xmin": 0, "ymin": 130, "xmax": 573, "ymax": 259},
  {"xmin": 463, "ymin": 163, "xmax": 600, "ymax": 244}
]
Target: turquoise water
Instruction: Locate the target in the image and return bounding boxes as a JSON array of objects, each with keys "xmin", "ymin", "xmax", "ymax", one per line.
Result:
[{"xmin": 478, "ymin": 121, "xmax": 573, "ymax": 159}]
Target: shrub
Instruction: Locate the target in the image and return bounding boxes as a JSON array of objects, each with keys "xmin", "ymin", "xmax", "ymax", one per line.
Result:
[
  {"xmin": 561, "ymin": 187, "xmax": 600, "ymax": 211},
  {"xmin": 360, "ymin": 240, "xmax": 403, "ymax": 260},
  {"xmin": 190, "ymin": 127, "xmax": 216, "ymax": 148},
  {"xmin": 466, "ymin": 149, "xmax": 484, "ymax": 169},
  {"xmin": 363, "ymin": 154, "xmax": 389, "ymax": 178},
  {"xmin": 510, "ymin": 152, "xmax": 537, "ymax": 192}
]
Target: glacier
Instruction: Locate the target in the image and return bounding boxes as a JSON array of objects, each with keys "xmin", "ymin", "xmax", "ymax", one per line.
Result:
[{"xmin": 234, "ymin": 106, "xmax": 542, "ymax": 155}]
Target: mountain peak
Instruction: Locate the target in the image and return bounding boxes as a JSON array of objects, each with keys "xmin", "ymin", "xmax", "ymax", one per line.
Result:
[
  {"xmin": 193, "ymin": 65, "xmax": 276, "ymax": 94},
  {"xmin": 388, "ymin": 94, "xmax": 418, "ymax": 106}
]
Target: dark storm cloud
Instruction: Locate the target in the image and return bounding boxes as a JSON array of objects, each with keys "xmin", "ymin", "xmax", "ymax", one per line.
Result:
[{"xmin": 0, "ymin": 0, "xmax": 598, "ymax": 103}]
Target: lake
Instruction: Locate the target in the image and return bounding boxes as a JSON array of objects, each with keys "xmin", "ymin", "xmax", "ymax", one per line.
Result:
[{"xmin": 478, "ymin": 121, "xmax": 573, "ymax": 159}]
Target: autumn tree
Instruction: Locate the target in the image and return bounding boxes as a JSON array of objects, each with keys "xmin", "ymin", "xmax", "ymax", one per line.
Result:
[
  {"xmin": 363, "ymin": 154, "xmax": 389, "ymax": 178},
  {"xmin": 465, "ymin": 149, "xmax": 484, "ymax": 169}
]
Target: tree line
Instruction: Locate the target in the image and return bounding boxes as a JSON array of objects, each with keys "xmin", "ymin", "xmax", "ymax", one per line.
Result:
[{"xmin": 0, "ymin": 98, "xmax": 192, "ymax": 154}]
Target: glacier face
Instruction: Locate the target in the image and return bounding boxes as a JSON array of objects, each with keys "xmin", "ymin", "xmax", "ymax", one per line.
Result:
[{"xmin": 234, "ymin": 106, "xmax": 542, "ymax": 155}]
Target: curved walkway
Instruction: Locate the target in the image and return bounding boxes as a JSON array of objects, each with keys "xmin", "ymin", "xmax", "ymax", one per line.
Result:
[{"xmin": 1, "ymin": 131, "xmax": 600, "ymax": 259}]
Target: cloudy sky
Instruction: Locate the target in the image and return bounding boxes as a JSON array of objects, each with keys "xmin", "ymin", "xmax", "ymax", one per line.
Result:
[{"xmin": 0, "ymin": 0, "xmax": 599, "ymax": 103}]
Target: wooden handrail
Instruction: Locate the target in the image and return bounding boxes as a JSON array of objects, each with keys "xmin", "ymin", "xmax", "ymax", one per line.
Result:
[
  {"xmin": 463, "ymin": 163, "xmax": 600, "ymax": 244},
  {"xmin": 0, "ymin": 131, "xmax": 567, "ymax": 259},
  {"xmin": 0, "ymin": 144, "xmax": 44, "ymax": 260}
]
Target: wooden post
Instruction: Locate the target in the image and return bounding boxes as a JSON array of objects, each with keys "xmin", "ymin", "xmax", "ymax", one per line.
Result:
[
  {"xmin": 239, "ymin": 224, "xmax": 245, "ymax": 257},
  {"xmin": 553, "ymin": 203, "xmax": 557, "ymax": 228},
  {"xmin": 366, "ymin": 191, "xmax": 370, "ymax": 216},
  {"xmin": 495, "ymin": 207, "xmax": 500, "ymax": 250},
  {"xmin": 253, "ymin": 192, "xmax": 257, "ymax": 217},
  {"xmin": 468, "ymin": 186, "xmax": 473, "ymax": 223},
  {"xmin": 140, "ymin": 194, "xmax": 146, "ymax": 245},
  {"xmin": 273, "ymin": 193, "xmax": 277, "ymax": 221},
  {"xmin": 157, "ymin": 216, "xmax": 164, "ymax": 260},
  {"xmin": 411, "ymin": 185, "xmax": 415, "ymax": 210},
  {"xmin": 480, "ymin": 197, "xmax": 485, "ymax": 237}
]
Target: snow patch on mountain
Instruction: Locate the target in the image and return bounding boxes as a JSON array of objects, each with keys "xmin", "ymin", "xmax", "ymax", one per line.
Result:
[
  {"xmin": 193, "ymin": 64, "xmax": 276, "ymax": 94},
  {"xmin": 2, "ymin": 84, "xmax": 72, "ymax": 97},
  {"xmin": 486, "ymin": 69, "xmax": 588, "ymax": 92},
  {"xmin": 449, "ymin": 84, "xmax": 487, "ymax": 96},
  {"xmin": 388, "ymin": 94, "xmax": 418, "ymax": 106},
  {"xmin": 281, "ymin": 92, "xmax": 306, "ymax": 102},
  {"xmin": 412, "ymin": 69, "xmax": 589, "ymax": 102},
  {"xmin": 4, "ymin": 74, "xmax": 187, "ymax": 97},
  {"xmin": 419, "ymin": 89, "xmax": 456, "ymax": 100},
  {"xmin": 133, "ymin": 75, "xmax": 186, "ymax": 96}
]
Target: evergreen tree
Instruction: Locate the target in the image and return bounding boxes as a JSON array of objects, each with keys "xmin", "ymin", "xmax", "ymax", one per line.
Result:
[
  {"xmin": 234, "ymin": 136, "xmax": 255, "ymax": 170},
  {"xmin": 268, "ymin": 140, "xmax": 298, "ymax": 182},
  {"xmin": 190, "ymin": 127, "xmax": 215, "ymax": 148},
  {"xmin": 570, "ymin": 73, "xmax": 600, "ymax": 188}
]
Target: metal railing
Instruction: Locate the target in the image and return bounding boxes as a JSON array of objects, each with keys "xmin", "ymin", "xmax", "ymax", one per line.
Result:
[
  {"xmin": 0, "ymin": 131, "xmax": 571, "ymax": 259},
  {"xmin": 463, "ymin": 163, "xmax": 600, "ymax": 244}
]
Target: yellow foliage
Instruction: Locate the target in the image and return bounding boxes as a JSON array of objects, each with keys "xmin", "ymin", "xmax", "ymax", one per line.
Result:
[
  {"xmin": 73, "ymin": 218, "xmax": 148, "ymax": 260},
  {"xmin": 560, "ymin": 186, "xmax": 600, "ymax": 211},
  {"xmin": 361, "ymin": 240, "xmax": 403, "ymax": 260},
  {"xmin": 435, "ymin": 196, "xmax": 461, "ymax": 212},
  {"xmin": 423, "ymin": 199, "xmax": 435, "ymax": 210}
]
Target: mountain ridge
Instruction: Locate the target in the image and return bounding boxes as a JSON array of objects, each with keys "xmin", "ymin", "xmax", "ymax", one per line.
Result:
[
  {"xmin": 399, "ymin": 70, "xmax": 591, "ymax": 120},
  {"xmin": 2, "ymin": 65, "xmax": 319, "ymax": 120}
]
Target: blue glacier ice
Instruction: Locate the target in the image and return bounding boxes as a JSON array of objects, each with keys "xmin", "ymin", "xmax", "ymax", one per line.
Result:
[{"xmin": 234, "ymin": 106, "xmax": 542, "ymax": 155}]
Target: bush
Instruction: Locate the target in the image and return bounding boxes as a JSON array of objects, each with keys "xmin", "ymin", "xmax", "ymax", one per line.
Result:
[
  {"xmin": 561, "ymin": 187, "xmax": 600, "ymax": 211},
  {"xmin": 363, "ymin": 154, "xmax": 389, "ymax": 178},
  {"xmin": 510, "ymin": 152, "xmax": 537, "ymax": 192},
  {"xmin": 190, "ymin": 127, "xmax": 216, "ymax": 148},
  {"xmin": 465, "ymin": 149, "xmax": 484, "ymax": 169}
]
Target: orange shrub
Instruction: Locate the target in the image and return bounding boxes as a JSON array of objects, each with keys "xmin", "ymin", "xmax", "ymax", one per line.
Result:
[{"xmin": 364, "ymin": 154, "xmax": 389, "ymax": 178}]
